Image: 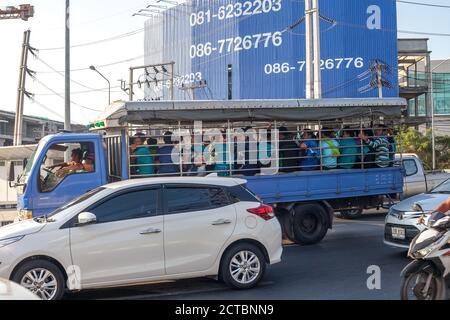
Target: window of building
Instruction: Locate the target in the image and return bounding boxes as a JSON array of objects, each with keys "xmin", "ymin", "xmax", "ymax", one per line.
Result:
[{"xmin": 0, "ymin": 121, "xmax": 7, "ymax": 135}]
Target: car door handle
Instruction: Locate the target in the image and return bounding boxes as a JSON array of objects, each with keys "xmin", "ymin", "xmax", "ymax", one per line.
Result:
[
  {"xmin": 140, "ymin": 228, "xmax": 162, "ymax": 235},
  {"xmin": 212, "ymin": 219, "xmax": 232, "ymax": 226}
]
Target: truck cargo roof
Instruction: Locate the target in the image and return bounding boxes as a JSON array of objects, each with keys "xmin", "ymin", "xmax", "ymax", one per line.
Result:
[{"xmin": 90, "ymin": 98, "xmax": 407, "ymax": 129}]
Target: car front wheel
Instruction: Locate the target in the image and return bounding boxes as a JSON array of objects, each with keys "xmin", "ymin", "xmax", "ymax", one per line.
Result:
[
  {"xmin": 220, "ymin": 243, "xmax": 266, "ymax": 290},
  {"xmin": 12, "ymin": 259, "xmax": 65, "ymax": 300}
]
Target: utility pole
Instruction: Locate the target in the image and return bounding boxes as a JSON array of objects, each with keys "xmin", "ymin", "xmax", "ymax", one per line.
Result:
[
  {"xmin": 304, "ymin": 0, "xmax": 322, "ymax": 99},
  {"xmin": 129, "ymin": 62, "xmax": 175, "ymax": 101},
  {"xmin": 65, "ymin": 0, "xmax": 71, "ymax": 132},
  {"xmin": 13, "ymin": 30, "xmax": 31, "ymax": 146},
  {"xmin": 312, "ymin": 0, "xmax": 322, "ymax": 99},
  {"xmin": 376, "ymin": 64, "xmax": 383, "ymax": 98},
  {"xmin": 304, "ymin": 0, "xmax": 313, "ymax": 99}
]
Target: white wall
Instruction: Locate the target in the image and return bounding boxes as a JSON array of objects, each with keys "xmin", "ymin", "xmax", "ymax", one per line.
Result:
[{"xmin": 0, "ymin": 164, "xmax": 23, "ymax": 203}]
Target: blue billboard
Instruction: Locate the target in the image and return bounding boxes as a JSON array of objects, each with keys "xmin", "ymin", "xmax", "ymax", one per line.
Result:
[{"xmin": 143, "ymin": 0, "xmax": 398, "ymax": 100}]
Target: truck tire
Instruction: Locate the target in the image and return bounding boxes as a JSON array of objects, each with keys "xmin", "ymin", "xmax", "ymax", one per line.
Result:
[
  {"xmin": 279, "ymin": 212, "xmax": 296, "ymax": 243},
  {"xmin": 340, "ymin": 209, "xmax": 363, "ymax": 220},
  {"xmin": 292, "ymin": 204, "xmax": 329, "ymax": 245}
]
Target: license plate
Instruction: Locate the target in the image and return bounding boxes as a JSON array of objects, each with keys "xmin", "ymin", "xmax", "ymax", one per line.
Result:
[{"xmin": 391, "ymin": 227, "xmax": 405, "ymax": 240}]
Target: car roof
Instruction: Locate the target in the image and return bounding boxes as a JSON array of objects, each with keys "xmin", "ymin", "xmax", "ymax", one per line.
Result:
[{"xmin": 104, "ymin": 176, "xmax": 247, "ymax": 190}]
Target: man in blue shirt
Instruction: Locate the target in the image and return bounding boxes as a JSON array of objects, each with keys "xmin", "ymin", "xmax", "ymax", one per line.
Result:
[
  {"xmin": 157, "ymin": 132, "xmax": 180, "ymax": 176},
  {"xmin": 299, "ymin": 129, "xmax": 319, "ymax": 171}
]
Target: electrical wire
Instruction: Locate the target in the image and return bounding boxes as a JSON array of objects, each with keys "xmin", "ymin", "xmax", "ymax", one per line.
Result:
[
  {"xmin": 37, "ymin": 28, "xmax": 144, "ymax": 51},
  {"xmin": 32, "ymin": 77, "xmax": 103, "ymax": 112},
  {"xmin": 397, "ymin": 0, "xmax": 450, "ymax": 9}
]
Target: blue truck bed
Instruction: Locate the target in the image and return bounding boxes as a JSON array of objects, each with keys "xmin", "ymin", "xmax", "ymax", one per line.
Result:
[{"xmin": 243, "ymin": 167, "xmax": 403, "ymax": 204}]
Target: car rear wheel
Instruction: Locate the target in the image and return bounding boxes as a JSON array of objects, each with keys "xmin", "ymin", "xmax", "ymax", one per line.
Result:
[
  {"xmin": 12, "ymin": 259, "xmax": 65, "ymax": 300},
  {"xmin": 220, "ymin": 243, "xmax": 266, "ymax": 289}
]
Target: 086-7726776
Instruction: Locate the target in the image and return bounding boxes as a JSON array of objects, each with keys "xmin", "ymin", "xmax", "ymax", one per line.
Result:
[
  {"xmin": 190, "ymin": 31, "xmax": 283, "ymax": 59},
  {"xmin": 264, "ymin": 57, "xmax": 365, "ymax": 75}
]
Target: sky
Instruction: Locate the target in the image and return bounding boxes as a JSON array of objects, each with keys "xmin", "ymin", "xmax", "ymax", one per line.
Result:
[{"xmin": 0, "ymin": 0, "xmax": 450, "ymax": 125}]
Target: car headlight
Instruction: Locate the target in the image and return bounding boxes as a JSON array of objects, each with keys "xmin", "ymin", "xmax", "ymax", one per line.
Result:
[{"xmin": 0, "ymin": 236, "xmax": 25, "ymax": 248}]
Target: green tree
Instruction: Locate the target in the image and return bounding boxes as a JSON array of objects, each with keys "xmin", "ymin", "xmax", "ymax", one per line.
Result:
[{"xmin": 397, "ymin": 128, "xmax": 450, "ymax": 170}]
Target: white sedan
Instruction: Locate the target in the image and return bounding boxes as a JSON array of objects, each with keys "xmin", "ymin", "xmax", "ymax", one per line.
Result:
[
  {"xmin": 0, "ymin": 278, "xmax": 40, "ymax": 300},
  {"xmin": 0, "ymin": 177, "xmax": 282, "ymax": 300},
  {"xmin": 385, "ymin": 179, "xmax": 450, "ymax": 248}
]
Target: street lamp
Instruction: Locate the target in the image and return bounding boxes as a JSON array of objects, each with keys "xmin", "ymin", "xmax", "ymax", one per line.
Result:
[
  {"xmin": 430, "ymin": 57, "xmax": 450, "ymax": 170},
  {"xmin": 89, "ymin": 65, "xmax": 111, "ymax": 106}
]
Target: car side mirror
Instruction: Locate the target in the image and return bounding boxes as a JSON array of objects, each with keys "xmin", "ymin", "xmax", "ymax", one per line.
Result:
[
  {"xmin": 77, "ymin": 212, "xmax": 97, "ymax": 226},
  {"xmin": 412, "ymin": 203, "xmax": 424, "ymax": 213},
  {"xmin": 7, "ymin": 161, "xmax": 15, "ymax": 183}
]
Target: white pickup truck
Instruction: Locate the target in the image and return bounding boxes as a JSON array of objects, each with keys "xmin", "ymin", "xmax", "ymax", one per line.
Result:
[
  {"xmin": 340, "ymin": 154, "xmax": 450, "ymax": 219},
  {"xmin": 400, "ymin": 154, "xmax": 450, "ymax": 198}
]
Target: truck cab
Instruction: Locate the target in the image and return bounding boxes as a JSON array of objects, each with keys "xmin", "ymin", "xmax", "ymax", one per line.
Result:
[
  {"xmin": 399, "ymin": 154, "xmax": 450, "ymax": 198},
  {"xmin": 12, "ymin": 133, "xmax": 114, "ymax": 219}
]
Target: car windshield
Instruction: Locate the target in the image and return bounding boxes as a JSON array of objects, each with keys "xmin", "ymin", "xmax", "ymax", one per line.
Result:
[
  {"xmin": 46, "ymin": 187, "xmax": 106, "ymax": 218},
  {"xmin": 431, "ymin": 179, "xmax": 450, "ymax": 194}
]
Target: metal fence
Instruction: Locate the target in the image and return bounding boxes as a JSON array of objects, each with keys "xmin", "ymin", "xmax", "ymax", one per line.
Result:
[{"xmin": 125, "ymin": 118, "xmax": 401, "ymax": 179}]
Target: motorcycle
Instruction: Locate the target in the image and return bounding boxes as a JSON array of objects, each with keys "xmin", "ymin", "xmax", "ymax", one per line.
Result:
[{"xmin": 400, "ymin": 204, "xmax": 450, "ymax": 300}]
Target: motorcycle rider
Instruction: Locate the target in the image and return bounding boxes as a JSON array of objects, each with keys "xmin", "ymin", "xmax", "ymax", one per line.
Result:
[{"xmin": 435, "ymin": 197, "xmax": 450, "ymax": 214}]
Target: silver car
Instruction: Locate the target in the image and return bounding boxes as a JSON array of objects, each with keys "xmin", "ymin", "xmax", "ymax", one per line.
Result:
[{"xmin": 384, "ymin": 179, "xmax": 450, "ymax": 249}]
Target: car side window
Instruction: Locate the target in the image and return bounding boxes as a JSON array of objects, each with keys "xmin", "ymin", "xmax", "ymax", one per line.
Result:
[
  {"xmin": 164, "ymin": 186, "xmax": 230, "ymax": 214},
  {"xmin": 403, "ymin": 159, "xmax": 418, "ymax": 177},
  {"xmin": 89, "ymin": 189, "xmax": 160, "ymax": 224}
]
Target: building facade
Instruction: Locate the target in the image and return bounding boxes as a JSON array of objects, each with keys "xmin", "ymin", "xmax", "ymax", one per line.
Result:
[
  {"xmin": 0, "ymin": 110, "xmax": 85, "ymax": 146},
  {"xmin": 398, "ymin": 38, "xmax": 450, "ymax": 136},
  {"xmin": 143, "ymin": 0, "xmax": 399, "ymax": 101}
]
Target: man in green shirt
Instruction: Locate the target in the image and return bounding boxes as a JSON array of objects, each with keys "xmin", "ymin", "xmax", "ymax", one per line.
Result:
[
  {"xmin": 338, "ymin": 127, "xmax": 358, "ymax": 169},
  {"xmin": 130, "ymin": 133, "xmax": 154, "ymax": 176}
]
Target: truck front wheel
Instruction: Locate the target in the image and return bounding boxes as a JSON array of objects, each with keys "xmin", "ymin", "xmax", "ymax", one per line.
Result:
[{"xmin": 292, "ymin": 204, "xmax": 329, "ymax": 245}]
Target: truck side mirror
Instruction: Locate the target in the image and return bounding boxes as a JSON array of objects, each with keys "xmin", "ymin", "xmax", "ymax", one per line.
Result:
[{"xmin": 7, "ymin": 161, "xmax": 15, "ymax": 183}]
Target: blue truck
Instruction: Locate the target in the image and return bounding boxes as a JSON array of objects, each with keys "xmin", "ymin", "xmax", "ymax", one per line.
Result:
[{"xmin": 7, "ymin": 98, "xmax": 406, "ymax": 245}]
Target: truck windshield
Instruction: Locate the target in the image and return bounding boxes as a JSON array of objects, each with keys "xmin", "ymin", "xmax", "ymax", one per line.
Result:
[
  {"xmin": 431, "ymin": 179, "xmax": 450, "ymax": 194},
  {"xmin": 18, "ymin": 140, "xmax": 46, "ymax": 185}
]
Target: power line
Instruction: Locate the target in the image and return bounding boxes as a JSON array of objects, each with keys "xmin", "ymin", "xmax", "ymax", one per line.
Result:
[
  {"xmin": 33, "ymin": 55, "xmax": 103, "ymax": 91},
  {"xmin": 31, "ymin": 77, "xmax": 103, "ymax": 112},
  {"xmin": 397, "ymin": 0, "xmax": 450, "ymax": 9},
  {"xmin": 37, "ymin": 28, "xmax": 144, "ymax": 51}
]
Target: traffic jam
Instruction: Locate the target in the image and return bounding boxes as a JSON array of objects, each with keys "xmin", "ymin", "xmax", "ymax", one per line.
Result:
[{"xmin": 1, "ymin": 0, "xmax": 450, "ymax": 307}]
